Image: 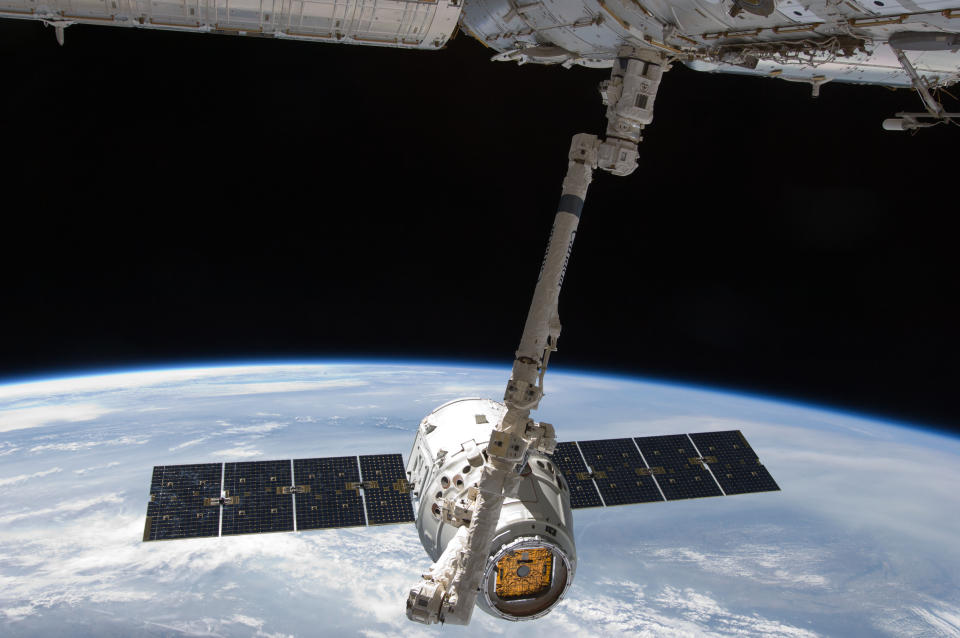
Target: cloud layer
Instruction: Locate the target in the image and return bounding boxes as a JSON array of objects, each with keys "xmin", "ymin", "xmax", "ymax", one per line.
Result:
[{"xmin": 0, "ymin": 363, "xmax": 958, "ymax": 637}]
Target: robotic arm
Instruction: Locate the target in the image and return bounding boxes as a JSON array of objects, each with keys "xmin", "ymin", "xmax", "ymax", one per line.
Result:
[
  {"xmin": 405, "ymin": 133, "xmax": 595, "ymax": 625},
  {"xmin": 405, "ymin": 46, "xmax": 667, "ymax": 626}
]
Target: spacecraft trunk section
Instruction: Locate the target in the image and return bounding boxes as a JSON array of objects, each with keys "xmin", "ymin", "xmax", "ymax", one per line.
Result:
[{"xmin": 406, "ymin": 397, "xmax": 577, "ymax": 621}]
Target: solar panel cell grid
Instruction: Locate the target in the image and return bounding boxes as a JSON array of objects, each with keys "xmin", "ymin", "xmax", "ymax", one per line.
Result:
[
  {"xmin": 634, "ymin": 434, "xmax": 722, "ymax": 501},
  {"xmin": 577, "ymin": 438, "xmax": 663, "ymax": 506},
  {"xmin": 548, "ymin": 442, "xmax": 603, "ymax": 509},
  {"xmin": 145, "ymin": 465, "xmax": 164, "ymax": 531},
  {"xmin": 222, "ymin": 460, "xmax": 295, "ymax": 536},
  {"xmin": 144, "ymin": 463, "xmax": 221, "ymax": 541},
  {"xmin": 688, "ymin": 430, "xmax": 780, "ymax": 495},
  {"xmin": 293, "ymin": 456, "xmax": 366, "ymax": 530},
  {"xmin": 359, "ymin": 454, "xmax": 415, "ymax": 525}
]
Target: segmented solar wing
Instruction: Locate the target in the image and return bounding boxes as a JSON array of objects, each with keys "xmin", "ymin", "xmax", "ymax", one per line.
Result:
[
  {"xmin": 558, "ymin": 429, "xmax": 778, "ymax": 510},
  {"xmin": 294, "ymin": 456, "xmax": 365, "ymax": 530},
  {"xmin": 360, "ymin": 453, "xmax": 415, "ymax": 525},
  {"xmin": 548, "ymin": 441, "xmax": 604, "ymax": 509},
  {"xmin": 688, "ymin": 430, "xmax": 780, "ymax": 495},
  {"xmin": 142, "ymin": 431, "xmax": 777, "ymax": 541},
  {"xmin": 144, "ymin": 463, "xmax": 222, "ymax": 541},
  {"xmin": 634, "ymin": 434, "xmax": 722, "ymax": 501},
  {"xmin": 143, "ymin": 453, "xmax": 415, "ymax": 542},
  {"xmin": 577, "ymin": 437, "xmax": 664, "ymax": 506},
  {"xmin": 221, "ymin": 460, "xmax": 295, "ymax": 536}
]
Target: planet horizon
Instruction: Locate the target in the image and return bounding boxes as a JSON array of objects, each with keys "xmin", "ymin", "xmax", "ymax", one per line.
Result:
[{"xmin": 1, "ymin": 362, "xmax": 958, "ymax": 637}]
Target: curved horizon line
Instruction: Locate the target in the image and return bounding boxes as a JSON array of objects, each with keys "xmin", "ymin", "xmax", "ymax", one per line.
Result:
[{"xmin": 0, "ymin": 358, "xmax": 953, "ymax": 439}]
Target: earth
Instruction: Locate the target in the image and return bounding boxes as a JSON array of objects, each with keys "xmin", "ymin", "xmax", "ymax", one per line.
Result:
[{"xmin": 0, "ymin": 363, "xmax": 958, "ymax": 637}]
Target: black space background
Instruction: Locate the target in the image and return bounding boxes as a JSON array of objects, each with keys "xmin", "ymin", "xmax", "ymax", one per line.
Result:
[{"xmin": 1, "ymin": 19, "xmax": 957, "ymax": 434}]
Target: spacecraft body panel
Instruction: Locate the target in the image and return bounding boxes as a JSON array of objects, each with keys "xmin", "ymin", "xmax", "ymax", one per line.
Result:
[
  {"xmin": 0, "ymin": 0, "xmax": 461, "ymax": 49},
  {"xmin": 406, "ymin": 397, "xmax": 577, "ymax": 621},
  {"xmin": 460, "ymin": 0, "xmax": 959, "ymax": 88}
]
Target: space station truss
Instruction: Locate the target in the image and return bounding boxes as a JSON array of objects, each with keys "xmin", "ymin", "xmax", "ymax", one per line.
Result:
[
  {"xmin": 143, "ymin": 453, "xmax": 414, "ymax": 541},
  {"xmin": 550, "ymin": 430, "xmax": 779, "ymax": 509}
]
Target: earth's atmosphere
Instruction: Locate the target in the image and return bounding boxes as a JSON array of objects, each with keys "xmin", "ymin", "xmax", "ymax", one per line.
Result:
[{"xmin": 0, "ymin": 363, "xmax": 958, "ymax": 637}]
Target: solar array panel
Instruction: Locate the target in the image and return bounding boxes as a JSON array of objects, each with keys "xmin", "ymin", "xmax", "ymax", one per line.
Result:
[
  {"xmin": 143, "ymin": 453, "xmax": 416, "ymax": 542},
  {"xmin": 222, "ymin": 460, "xmax": 295, "ymax": 536},
  {"xmin": 142, "ymin": 431, "xmax": 777, "ymax": 541},
  {"xmin": 577, "ymin": 438, "xmax": 663, "ymax": 506},
  {"xmin": 144, "ymin": 463, "xmax": 222, "ymax": 541},
  {"xmin": 688, "ymin": 430, "xmax": 780, "ymax": 495},
  {"xmin": 295, "ymin": 456, "xmax": 365, "ymax": 530},
  {"xmin": 555, "ymin": 429, "xmax": 778, "ymax": 511},
  {"xmin": 634, "ymin": 434, "xmax": 722, "ymax": 501},
  {"xmin": 360, "ymin": 454, "xmax": 415, "ymax": 525},
  {"xmin": 549, "ymin": 441, "xmax": 603, "ymax": 509}
]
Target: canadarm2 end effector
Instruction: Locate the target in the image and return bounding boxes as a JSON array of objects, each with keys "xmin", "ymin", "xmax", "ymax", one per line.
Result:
[{"xmin": 598, "ymin": 46, "xmax": 668, "ymax": 176}]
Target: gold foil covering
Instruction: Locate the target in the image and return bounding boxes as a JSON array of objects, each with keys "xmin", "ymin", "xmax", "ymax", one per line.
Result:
[{"xmin": 495, "ymin": 548, "xmax": 553, "ymax": 600}]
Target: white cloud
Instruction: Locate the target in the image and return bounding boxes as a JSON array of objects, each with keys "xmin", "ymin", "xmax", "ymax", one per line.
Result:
[
  {"xmin": 428, "ymin": 384, "xmax": 504, "ymax": 399},
  {"xmin": 196, "ymin": 380, "xmax": 367, "ymax": 397},
  {"xmin": 1, "ymin": 605, "xmax": 35, "ymax": 622},
  {"xmin": 912, "ymin": 604, "xmax": 960, "ymax": 638},
  {"xmin": 0, "ymin": 368, "xmax": 247, "ymax": 401},
  {"xmin": 230, "ymin": 614, "xmax": 262, "ymax": 628},
  {"xmin": 0, "ymin": 493, "xmax": 124, "ymax": 524},
  {"xmin": 655, "ymin": 586, "xmax": 820, "ymax": 637},
  {"xmin": 143, "ymin": 613, "xmax": 296, "ymax": 638},
  {"xmin": 223, "ymin": 421, "xmax": 287, "ymax": 434},
  {"xmin": 0, "ymin": 366, "xmax": 346, "ymax": 402},
  {"xmin": 544, "ymin": 581, "xmax": 820, "ymax": 638},
  {"xmin": 226, "ymin": 614, "xmax": 295, "ymax": 638},
  {"xmin": 73, "ymin": 461, "xmax": 120, "ymax": 475},
  {"xmin": 169, "ymin": 437, "xmax": 210, "ymax": 451},
  {"xmin": 166, "ymin": 422, "xmax": 285, "ymax": 452},
  {"xmin": 0, "ymin": 404, "xmax": 115, "ymax": 433},
  {"xmin": 0, "ymin": 506, "xmax": 427, "ymax": 632},
  {"xmin": 211, "ymin": 445, "xmax": 262, "ymax": 459},
  {"xmin": 140, "ymin": 615, "xmax": 295, "ymax": 638},
  {"xmin": 29, "ymin": 435, "xmax": 149, "ymax": 453},
  {"xmin": 0, "ymin": 368, "xmax": 370, "ymax": 426},
  {"xmin": 0, "ymin": 364, "xmax": 958, "ymax": 637},
  {"xmin": 0, "ymin": 467, "xmax": 62, "ymax": 488},
  {"xmin": 639, "ymin": 545, "xmax": 829, "ymax": 590}
]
